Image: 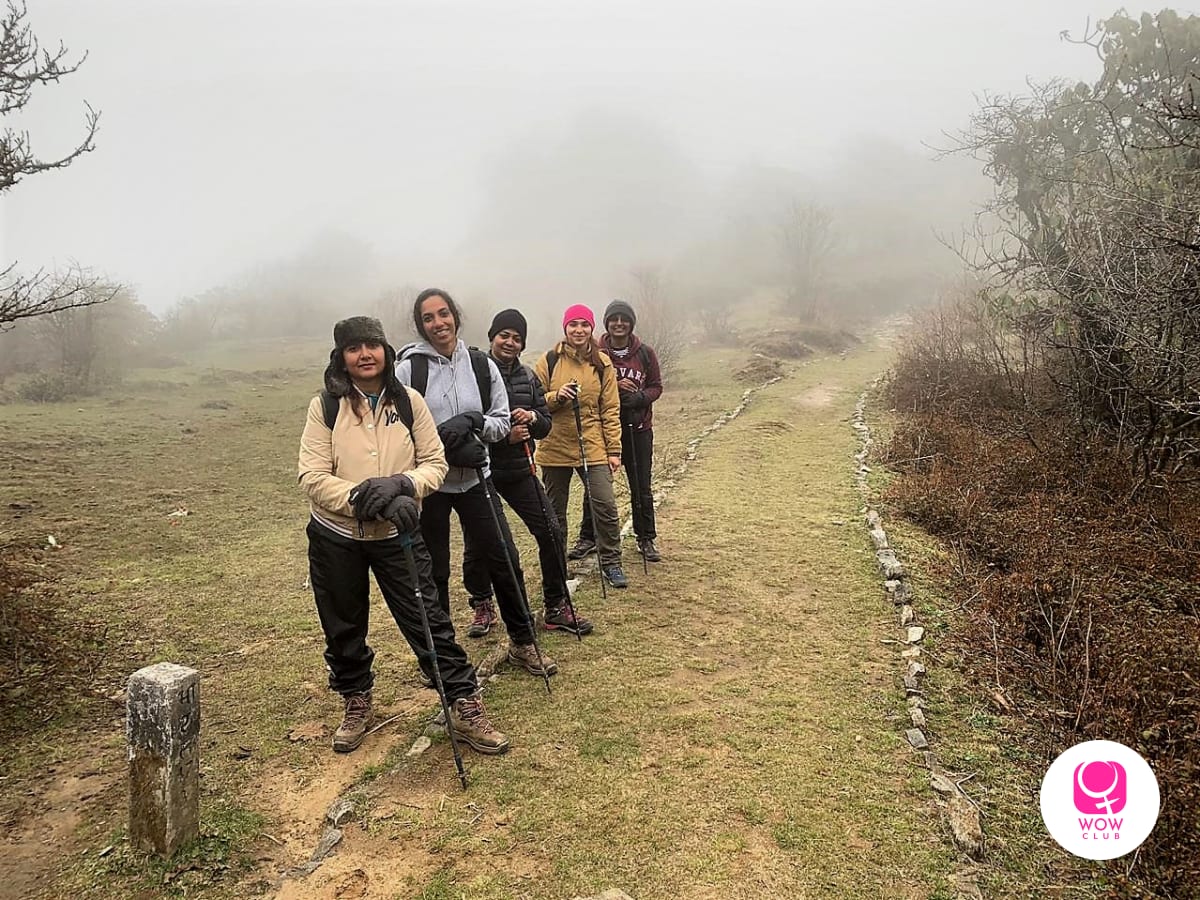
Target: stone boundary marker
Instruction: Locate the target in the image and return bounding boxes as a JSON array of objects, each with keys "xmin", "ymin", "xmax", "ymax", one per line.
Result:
[
  {"xmin": 127, "ymin": 662, "xmax": 200, "ymax": 857},
  {"xmin": 854, "ymin": 381, "xmax": 986, "ymax": 899}
]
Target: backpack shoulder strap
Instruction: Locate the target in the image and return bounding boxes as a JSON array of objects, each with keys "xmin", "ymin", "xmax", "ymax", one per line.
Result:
[
  {"xmin": 394, "ymin": 385, "xmax": 415, "ymax": 439},
  {"xmin": 319, "ymin": 390, "xmax": 339, "ymax": 430},
  {"xmin": 468, "ymin": 347, "xmax": 492, "ymax": 410},
  {"xmin": 409, "ymin": 354, "xmax": 430, "ymax": 396},
  {"xmin": 547, "ymin": 347, "xmax": 607, "ymax": 386},
  {"xmin": 637, "ymin": 343, "xmax": 650, "ymax": 371}
]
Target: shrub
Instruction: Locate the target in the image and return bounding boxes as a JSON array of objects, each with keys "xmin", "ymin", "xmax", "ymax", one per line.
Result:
[{"xmin": 16, "ymin": 373, "xmax": 92, "ymax": 403}]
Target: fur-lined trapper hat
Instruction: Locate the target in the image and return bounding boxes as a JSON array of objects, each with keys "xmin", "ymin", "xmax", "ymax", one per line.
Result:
[
  {"xmin": 333, "ymin": 316, "xmax": 387, "ymax": 350},
  {"xmin": 325, "ymin": 316, "xmax": 397, "ymax": 397}
]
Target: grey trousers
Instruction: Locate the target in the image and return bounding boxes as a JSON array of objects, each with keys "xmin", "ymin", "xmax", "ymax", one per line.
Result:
[{"xmin": 541, "ymin": 464, "xmax": 622, "ymax": 567}]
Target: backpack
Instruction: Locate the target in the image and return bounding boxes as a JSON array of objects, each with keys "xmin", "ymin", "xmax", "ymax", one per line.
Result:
[
  {"xmin": 320, "ymin": 388, "xmax": 414, "ymax": 441},
  {"xmin": 545, "ymin": 343, "xmax": 648, "ymax": 385},
  {"xmin": 409, "ymin": 347, "xmax": 492, "ymax": 410}
]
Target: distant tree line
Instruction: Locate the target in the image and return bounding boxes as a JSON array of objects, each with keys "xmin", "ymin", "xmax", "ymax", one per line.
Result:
[{"xmin": 0, "ymin": 0, "xmax": 968, "ymax": 399}]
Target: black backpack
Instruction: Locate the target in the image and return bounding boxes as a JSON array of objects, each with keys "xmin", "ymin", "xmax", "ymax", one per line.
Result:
[
  {"xmin": 408, "ymin": 347, "xmax": 493, "ymax": 410},
  {"xmin": 319, "ymin": 388, "xmax": 414, "ymax": 440}
]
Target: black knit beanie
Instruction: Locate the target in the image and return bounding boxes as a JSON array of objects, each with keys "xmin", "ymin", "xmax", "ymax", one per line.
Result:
[
  {"xmin": 333, "ymin": 316, "xmax": 387, "ymax": 350},
  {"xmin": 603, "ymin": 299, "xmax": 637, "ymax": 330},
  {"xmin": 488, "ymin": 308, "xmax": 528, "ymax": 347}
]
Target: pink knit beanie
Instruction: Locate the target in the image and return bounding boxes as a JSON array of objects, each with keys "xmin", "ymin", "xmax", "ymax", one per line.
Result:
[{"xmin": 562, "ymin": 304, "xmax": 595, "ymax": 331}]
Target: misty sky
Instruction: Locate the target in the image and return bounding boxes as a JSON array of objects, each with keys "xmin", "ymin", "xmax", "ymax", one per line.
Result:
[{"xmin": 1, "ymin": 0, "xmax": 1177, "ymax": 312}]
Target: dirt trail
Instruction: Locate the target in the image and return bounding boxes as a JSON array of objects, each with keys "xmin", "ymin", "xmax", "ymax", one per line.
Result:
[
  {"xmin": 0, "ymin": 758, "xmax": 122, "ymax": 899},
  {"xmin": 257, "ymin": 345, "xmax": 955, "ymax": 899}
]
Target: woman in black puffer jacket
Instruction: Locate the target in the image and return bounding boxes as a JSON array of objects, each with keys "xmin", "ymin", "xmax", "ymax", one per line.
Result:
[{"xmin": 461, "ymin": 309, "xmax": 594, "ymax": 638}]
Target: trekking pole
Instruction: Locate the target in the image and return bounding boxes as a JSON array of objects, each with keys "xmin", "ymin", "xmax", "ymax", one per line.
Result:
[
  {"xmin": 471, "ymin": 436, "xmax": 552, "ymax": 695},
  {"xmin": 624, "ymin": 421, "xmax": 649, "ymax": 575},
  {"xmin": 571, "ymin": 389, "xmax": 607, "ymax": 600},
  {"xmin": 397, "ymin": 532, "xmax": 468, "ymax": 791},
  {"xmin": 523, "ymin": 441, "xmax": 583, "ymax": 643}
]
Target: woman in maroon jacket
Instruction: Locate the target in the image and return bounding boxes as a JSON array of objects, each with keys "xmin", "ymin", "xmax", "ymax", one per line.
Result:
[{"xmin": 569, "ymin": 299, "xmax": 664, "ymax": 563}]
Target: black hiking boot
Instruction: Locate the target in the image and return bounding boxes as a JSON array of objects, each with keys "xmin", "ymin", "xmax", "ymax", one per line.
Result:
[
  {"xmin": 638, "ymin": 538, "xmax": 662, "ymax": 562},
  {"xmin": 567, "ymin": 538, "xmax": 597, "ymax": 560}
]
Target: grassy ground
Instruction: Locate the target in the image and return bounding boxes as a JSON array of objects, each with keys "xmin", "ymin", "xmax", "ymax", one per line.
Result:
[
  {"xmin": 0, "ymin": 329, "xmax": 1036, "ymax": 898},
  {"xmin": 261, "ymin": 338, "xmax": 957, "ymax": 900}
]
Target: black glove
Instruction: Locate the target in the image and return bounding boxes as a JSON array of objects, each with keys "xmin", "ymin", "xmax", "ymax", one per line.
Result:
[
  {"xmin": 437, "ymin": 411, "xmax": 485, "ymax": 450},
  {"xmin": 381, "ymin": 495, "xmax": 420, "ymax": 534},
  {"xmin": 445, "ymin": 439, "xmax": 488, "ymax": 469},
  {"xmin": 350, "ymin": 475, "xmax": 414, "ymax": 521},
  {"xmin": 619, "ymin": 390, "xmax": 646, "ymax": 410}
]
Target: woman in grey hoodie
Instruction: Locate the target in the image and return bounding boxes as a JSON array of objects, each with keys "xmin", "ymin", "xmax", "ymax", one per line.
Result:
[{"xmin": 396, "ymin": 288, "xmax": 556, "ymax": 679}]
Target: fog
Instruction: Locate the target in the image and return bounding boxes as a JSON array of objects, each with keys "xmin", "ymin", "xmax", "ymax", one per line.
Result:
[{"xmin": 0, "ymin": 0, "xmax": 1171, "ymax": 330}]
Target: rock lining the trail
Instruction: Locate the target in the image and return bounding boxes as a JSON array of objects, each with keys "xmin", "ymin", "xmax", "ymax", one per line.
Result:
[
  {"xmin": 853, "ymin": 382, "xmax": 986, "ymax": 874},
  {"xmin": 325, "ymin": 798, "xmax": 355, "ymax": 827}
]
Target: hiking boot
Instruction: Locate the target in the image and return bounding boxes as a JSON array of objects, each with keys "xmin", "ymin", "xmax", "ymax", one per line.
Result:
[
  {"xmin": 566, "ymin": 538, "xmax": 597, "ymax": 560},
  {"xmin": 603, "ymin": 565, "xmax": 629, "ymax": 589},
  {"xmin": 507, "ymin": 642, "xmax": 558, "ymax": 676},
  {"xmin": 638, "ymin": 538, "xmax": 662, "ymax": 562},
  {"xmin": 332, "ymin": 691, "xmax": 373, "ymax": 753},
  {"xmin": 449, "ymin": 692, "xmax": 510, "ymax": 755},
  {"xmin": 543, "ymin": 604, "xmax": 594, "ymax": 636},
  {"xmin": 466, "ymin": 598, "xmax": 495, "ymax": 638}
]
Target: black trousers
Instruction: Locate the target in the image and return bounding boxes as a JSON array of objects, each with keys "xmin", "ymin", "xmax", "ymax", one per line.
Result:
[
  {"xmin": 462, "ymin": 473, "xmax": 569, "ymax": 609},
  {"xmin": 306, "ymin": 520, "xmax": 477, "ymax": 701},
  {"xmin": 420, "ymin": 481, "xmax": 534, "ymax": 645},
  {"xmin": 580, "ymin": 425, "xmax": 656, "ymax": 542}
]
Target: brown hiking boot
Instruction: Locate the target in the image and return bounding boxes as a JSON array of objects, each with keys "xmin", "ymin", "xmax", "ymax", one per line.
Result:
[
  {"xmin": 543, "ymin": 604, "xmax": 594, "ymax": 636},
  {"xmin": 466, "ymin": 598, "xmax": 496, "ymax": 638},
  {"xmin": 507, "ymin": 642, "xmax": 558, "ymax": 676},
  {"xmin": 332, "ymin": 691, "xmax": 373, "ymax": 753},
  {"xmin": 449, "ymin": 692, "xmax": 510, "ymax": 754}
]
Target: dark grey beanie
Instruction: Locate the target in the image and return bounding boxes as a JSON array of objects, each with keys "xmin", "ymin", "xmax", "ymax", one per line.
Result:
[
  {"xmin": 333, "ymin": 316, "xmax": 387, "ymax": 350},
  {"xmin": 603, "ymin": 299, "xmax": 637, "ymax": 330},
  {"xmin": 488, "ymin": 308, "xmax": 528, "ymax": 347}
]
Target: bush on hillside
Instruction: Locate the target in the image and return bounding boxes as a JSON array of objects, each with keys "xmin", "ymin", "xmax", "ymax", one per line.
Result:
[{"xmin": 884, "ymin": 358, "xmax": 1200, "ymax": 894}]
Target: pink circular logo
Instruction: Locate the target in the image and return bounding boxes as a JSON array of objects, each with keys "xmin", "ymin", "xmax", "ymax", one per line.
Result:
[{"xmin": 1041, "ymin": 740, "xmax": 1159, "ymax": 860}]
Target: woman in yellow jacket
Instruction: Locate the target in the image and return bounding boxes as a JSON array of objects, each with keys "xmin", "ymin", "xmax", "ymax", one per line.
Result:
[{"xmin": 533, "ymin": 304, "xmax": 627, "ymax": 588}]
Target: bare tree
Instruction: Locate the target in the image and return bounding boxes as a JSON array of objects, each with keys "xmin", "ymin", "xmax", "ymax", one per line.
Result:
[
  {"xmin": 32, "ymin": 278, "xmax": 148, "ymax": 384},
  {"xmin": 626, "ymin": 263, "xmax": 685, "ymax": 376},
  {"xmin": 0, "ymin": 1, "xmax": 104, "ymax": 330},
  {"xmin": 778, "ymin": 199, "xmax": 838, "ymax": 319}
]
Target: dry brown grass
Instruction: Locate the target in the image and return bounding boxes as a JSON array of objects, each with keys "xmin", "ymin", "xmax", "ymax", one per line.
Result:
[{"xmin": 881, "ymin": 399, "xmax": 1200, "ymax": 896}]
